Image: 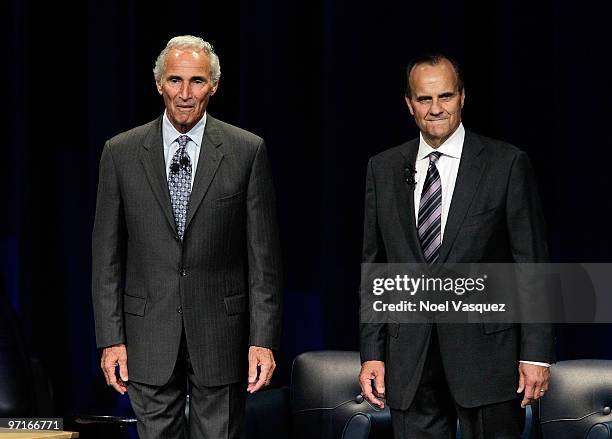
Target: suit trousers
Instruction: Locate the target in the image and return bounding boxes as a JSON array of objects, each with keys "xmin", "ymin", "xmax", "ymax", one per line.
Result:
[
  {"xmin": 391, "ymin": 326, "xmax": 524, "ymax": 439},
  {"xmin": 127, "ymin": 330, "xmax": 246, "ymax": 439}
]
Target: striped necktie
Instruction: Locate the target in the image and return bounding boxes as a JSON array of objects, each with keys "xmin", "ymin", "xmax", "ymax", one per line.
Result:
[{"xmin": 418, "ymin": 151, "xmax": 442, "ymax": 263}]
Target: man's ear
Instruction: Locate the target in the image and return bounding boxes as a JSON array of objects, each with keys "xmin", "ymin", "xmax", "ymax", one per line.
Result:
[
  {"xmin": 405, "ymin": 95, "xmax": 415, "ymax": 116},
  {"xmin": 155, "ymin": 80, "xmax": 163, "ymax": 95},
  {"xmin": 211, "ymin": 80, "xmax": 219, "ymax": 96},
  {"xmin": 460, "ymin": 89, "xmax": 466, "ymax": 108}
]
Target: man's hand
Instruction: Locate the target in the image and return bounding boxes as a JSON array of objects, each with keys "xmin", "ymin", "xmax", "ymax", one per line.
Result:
[
  {"xmin": 101, "ymin": 344, "xmax": 129, "ymax": 395},
  {"xmin": 516, "ymin": 362, "xmax": 550, "ymax": 408},
  {"xmin": 247, "ymin": 346, "xmax": 276, "ymax": 393},
  {"xmin": 359, "ymin": 360, "xmax": 386, "ymax": 408}
]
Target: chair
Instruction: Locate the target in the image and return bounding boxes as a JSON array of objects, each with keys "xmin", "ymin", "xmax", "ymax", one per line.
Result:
[
  {"xmin": 538, "ymin": 359, "xmax": 612, "ymax": 438},
  {"xmin": 290, "ymin": 351, "xmax": 391, "ymax": 439},
  {"xmin": 247, "ymin": 350, "xmax": 392, "ymax": 438}
]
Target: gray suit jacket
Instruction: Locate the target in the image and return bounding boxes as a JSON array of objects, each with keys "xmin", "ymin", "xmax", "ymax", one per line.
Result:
[
  {"xmin": 92, "ymin": 115, "xmax": 282, "ymax": 387},
  {"xmin": 360, "ymin": 130, "xmax": 555, "ymax": 409}
]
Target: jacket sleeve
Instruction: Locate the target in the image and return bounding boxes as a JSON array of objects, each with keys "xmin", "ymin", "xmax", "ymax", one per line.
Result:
[
  {"xmin": 92, "ymin": 140, "xmax": 126, "ymax": 349},
  {"xmin": 506, "ymin": 151, "xmax": 555, "ymax": 363},
  {"xmin": 246, "ymin": 140, "xmax": 283, "ymax": 350},
  {"xmin": 360, "ymin": 157, "xmax": 388, "ymax": 362}
]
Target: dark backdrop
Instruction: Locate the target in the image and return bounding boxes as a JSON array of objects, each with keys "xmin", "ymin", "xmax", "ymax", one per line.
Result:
[{"xmin": 2, "ymin": 0, "xmax": 611, "ymax": 417}]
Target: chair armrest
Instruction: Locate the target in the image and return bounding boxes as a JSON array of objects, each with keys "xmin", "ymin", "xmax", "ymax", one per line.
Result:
[
  {"xmin": 342, "ymin": 413, "xmax": 370, "ymax": 439},
  {"xmin": 587, "ymin": 421, "xmax": 612, "ymax": 439},
  {"xmin": 341, "ymin": 409, "xmax": 392, "ymax": 439}
]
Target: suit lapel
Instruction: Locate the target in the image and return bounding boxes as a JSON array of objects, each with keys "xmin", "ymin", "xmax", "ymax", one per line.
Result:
[
  {"xmin": 139, "ymin": 116, "xmax": 177, "ymax": 233},
  {"xmin": 397, "ymin": 140, "xmax": 427, "ymax": 263},
  {"xmin": 184, "ymin": 115, "xmax": 224, "ymax": 232},
  {"xmin": 438, "ymin": 130, "xmax": 486, "ymax": 262}
]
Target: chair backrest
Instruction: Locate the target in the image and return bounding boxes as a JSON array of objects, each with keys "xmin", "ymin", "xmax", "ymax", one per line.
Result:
[
  {"xmin": 290, "ymin": 351, "xmax": 390, "ymax": 439},
  {"xmin": 539, "ymin": 359, "xmax": 612, "ymax": 438}
]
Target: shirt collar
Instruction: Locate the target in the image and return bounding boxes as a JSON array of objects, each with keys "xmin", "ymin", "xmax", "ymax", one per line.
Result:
[
  {"xmin": 417, "ymin": 123, "xmax": 465, "ymax": 160},
  {"xmin": 162, "ymin": 110, "xmax": 207, "ymax": 148}
]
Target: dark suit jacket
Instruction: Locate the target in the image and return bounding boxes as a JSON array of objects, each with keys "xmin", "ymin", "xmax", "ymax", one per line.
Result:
[
  {"xmin": 360, "ymin": 130, "xmax": 555, "ymax": 410},
  {"xmin": 92, "ymin": 115, "xmax": 282, "ymax": 387}
]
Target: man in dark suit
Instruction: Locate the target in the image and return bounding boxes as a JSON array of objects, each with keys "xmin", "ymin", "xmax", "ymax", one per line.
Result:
[
  {"xmin": 92, "ymin": 35, "xmax": 282, "ymax": 439},
  {"xmin": 358, "ymin": 54, "xmax": 554, "ymax": 438}
]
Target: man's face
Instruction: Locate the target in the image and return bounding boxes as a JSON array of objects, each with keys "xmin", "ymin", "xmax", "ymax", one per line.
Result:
[
  {"xmin": 156, "ymin": 49, "xmax": 217, "ymax": 133},
  {"xmin": 405, "ymin": 59, "xmax": 465, "ymax": 148}
]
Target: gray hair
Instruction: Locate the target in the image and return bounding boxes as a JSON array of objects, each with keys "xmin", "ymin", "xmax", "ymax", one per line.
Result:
[{"xmin": 153, "ymin": 35, "xmax": 221, "ymax": 86}]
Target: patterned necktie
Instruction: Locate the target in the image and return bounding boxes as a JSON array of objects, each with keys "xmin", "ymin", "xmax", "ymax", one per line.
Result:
[
  {"xmin": 418, "ymin": 151, "xmax": 442, "ymax": 263},
  {"xmin": 168, "ymin": 135, "xmax": 192, "ymax": 240}
]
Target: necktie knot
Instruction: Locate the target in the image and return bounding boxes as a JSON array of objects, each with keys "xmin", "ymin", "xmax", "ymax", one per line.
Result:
[
  {"xmin": 429, "ymin": 151, "xmax": 442, "ymax": 164},
  {"xmin": 177, "ymin": 135, "xmax": 191, "ymax": 148}
]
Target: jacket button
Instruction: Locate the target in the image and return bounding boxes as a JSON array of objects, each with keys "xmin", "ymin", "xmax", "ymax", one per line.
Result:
[
  {"xmin": 177, "ymin": 306, "xmax": 183, "ymax": 314},
  {"xmin": 180, "ymin": 268, "xmax": 187, "ymax": 276}
]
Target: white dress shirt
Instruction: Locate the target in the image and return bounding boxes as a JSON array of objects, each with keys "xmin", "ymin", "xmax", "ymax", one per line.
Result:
[
  {"xmin": 413, "ymin": 123, "xmax": 549, "ymax": 368},
  {"xmin": 162, "ymin": 111, "xmax": 207, "ymax": 186}
]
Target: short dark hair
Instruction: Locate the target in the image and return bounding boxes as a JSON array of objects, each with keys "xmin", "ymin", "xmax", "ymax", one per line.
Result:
[{"xmin": 405, "ymin": 54, "xmax": 464, "ymax": 98}]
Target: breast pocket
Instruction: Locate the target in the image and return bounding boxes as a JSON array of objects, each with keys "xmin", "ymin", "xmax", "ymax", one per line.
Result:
[
  {"xmin": 462, "ymin": 205, "xmax": 502, "ymax": 228},
  {"xmin": 211, "ymin": 190, "xmax": 246, "ymax": 209}
]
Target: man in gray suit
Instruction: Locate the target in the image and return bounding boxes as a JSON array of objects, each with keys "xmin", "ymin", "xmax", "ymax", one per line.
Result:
[
  {"xmin": 92, "ymin": 35, "xmax": 282, "ymax": 439},
  {"xmin": 358, "ymin": 54, "xmax": 554, "ymax": 438}
]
